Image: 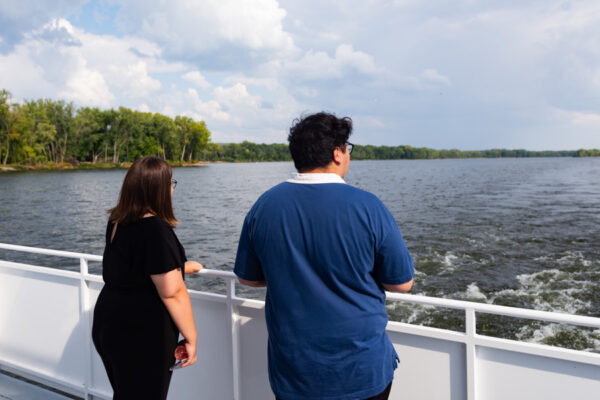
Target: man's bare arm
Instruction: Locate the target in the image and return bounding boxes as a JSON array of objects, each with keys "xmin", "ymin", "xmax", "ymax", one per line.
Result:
[
  {"xmin": 382, "ymin": 279, "xmax": 413, "ymax": 293},
  {"xmin": 237, "ymin": 277, "xmax": 267, "ymax": 287}
]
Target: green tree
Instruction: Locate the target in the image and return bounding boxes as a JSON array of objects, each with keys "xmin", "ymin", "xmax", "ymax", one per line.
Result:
[
  {"xmin": 20, "ymin": 100, "xmax": 58, "ymax": 163},
  {"xmin": 151, "ymin": 113, "xmax": 178, "ymax": 160},
  {"xmin": 72, "ymin": 107, "xmax": 107, "ymax": 162},
  {"xmin": 45, "ymin": 99, "xmax": 74, "ymax": 163},
  {"xmin": 175, "ymin": 116, "xmax": 210, "ymax": 162},
  {"xmin": 0, "ymin": 89, "xmax": 11, "ymax": 164}
]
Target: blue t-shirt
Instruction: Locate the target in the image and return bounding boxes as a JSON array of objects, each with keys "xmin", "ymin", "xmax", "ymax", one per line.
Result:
[{"xmin": 234, "ymin": 178, "xmax": 414, "ymax": 400}]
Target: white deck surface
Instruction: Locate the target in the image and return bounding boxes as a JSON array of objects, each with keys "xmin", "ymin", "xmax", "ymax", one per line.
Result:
[{"xmin": 0, "ymin": 372, "xmax": 73, "ymax": 400}]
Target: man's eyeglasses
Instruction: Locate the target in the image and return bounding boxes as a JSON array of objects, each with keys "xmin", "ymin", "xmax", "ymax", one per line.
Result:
[
  {"xmin": 346, "ymin": 142, "xmax": 354, "ymax": 155},
  {"xmin": 171, "ymin": 179, "xmax": 177, "ymax": 189}
]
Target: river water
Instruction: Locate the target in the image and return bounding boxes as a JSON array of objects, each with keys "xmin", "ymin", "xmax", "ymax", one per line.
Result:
[{"xmin": 1, "ymin": 158, "xmax": 599, "ymax": 350}]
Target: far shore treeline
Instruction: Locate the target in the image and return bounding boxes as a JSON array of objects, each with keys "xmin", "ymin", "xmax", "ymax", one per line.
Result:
[{"xmin": 1, "ymin": 89, "xmax": 598, "ymax": 170}]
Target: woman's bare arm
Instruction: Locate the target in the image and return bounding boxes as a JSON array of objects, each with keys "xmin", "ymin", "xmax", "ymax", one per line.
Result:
[{"xmin": 151, "ymin": 269, "xmax": 198, "ymax": 367}]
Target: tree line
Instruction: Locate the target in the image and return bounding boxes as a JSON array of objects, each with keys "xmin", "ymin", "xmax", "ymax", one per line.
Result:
[
  {"xmin": 1, "ymin": 89, "xmax": 598, "ymax": 166},
  {"xmin": 199, "ymin": 142, "xmax": 598, "ymax": 162},
  {"xmin": 0, "ymin": 89, "xmax": 210, "ymax": 165}
]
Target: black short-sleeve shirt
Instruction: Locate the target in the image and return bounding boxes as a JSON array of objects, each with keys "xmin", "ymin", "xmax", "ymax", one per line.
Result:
[{"xmin": 102, "ymin": 216, "xmax": 186, "ymax": 289}]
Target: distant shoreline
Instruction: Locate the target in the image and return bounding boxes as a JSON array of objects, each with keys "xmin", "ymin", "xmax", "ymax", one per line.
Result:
[
  {"xmin": 0, "ymin": 161, "xmax": 211, "ymax": 173},
  {"xmin": 1, "ymin": 155, "xmax": 599, "ymax": 174}
]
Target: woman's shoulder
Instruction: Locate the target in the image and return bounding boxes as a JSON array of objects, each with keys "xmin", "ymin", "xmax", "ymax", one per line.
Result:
[
  {"xmin": 113, "ymin": 216, "xmax": 172, "ymax": 238},
  {"xmin": 135, "ymin": 216, "xmax": 174, "ymax": 234}
]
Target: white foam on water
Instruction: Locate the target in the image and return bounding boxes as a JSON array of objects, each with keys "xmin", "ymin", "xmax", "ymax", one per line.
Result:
[
  {"xmin": 492, "ymin": 269, "xmax": 593, "ymax": 314},
  {"xmin": 557, "ymin": 251, "xmax": 590, "ymax": 265},
  {"xmin": 434, "ymin": 251, "xmax": 462, "ymax": 274},
  {"xmin": 386, "ymin": 292, "xmax": 435, "ymax": 324},
  {"xmin": 426, "ymin": 250, "xmax": 462, "ymax": 275},
  {"xmin": 490, "ymin": 265, "xmax": 599, "ymax": 351},
  {"xmin": 452, "ymin": 282, "xmax": 488, "ymax": 302},
  {"xmin": 413, "ymin": 270, "xmax": 427, "ymax": 278},
  {"xmin": 533, "ymin": 251, "xmax": 595, "ymax": 268},
  {"xmin": 516, "ymin": 324, "xmax": 600, "ymax": 352},
  {"xmin": 484, "ymin": 232, "xmax": 503, "ymax": 242},
  {"xmin": 442, "ymin": 253, "xmax": 458, "ymax": 266},
  {"xmin": 517, "ymin": 323, "xmax": 557, "ymax": 342}
]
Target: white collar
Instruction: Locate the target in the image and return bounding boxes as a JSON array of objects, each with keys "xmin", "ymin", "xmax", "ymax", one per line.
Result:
[{"xmin": 286, "ymin": 173, "xmax": 346, "ymax": 184}]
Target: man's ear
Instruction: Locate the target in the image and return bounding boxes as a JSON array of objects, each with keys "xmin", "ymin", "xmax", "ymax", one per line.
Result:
[{"xmin": 332, "ymin": 147, "xmax": 343, "ymax": 165}]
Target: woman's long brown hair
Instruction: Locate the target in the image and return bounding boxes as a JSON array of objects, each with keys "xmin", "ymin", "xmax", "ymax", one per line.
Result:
[{"xmin": 108, "ymin": 156, "xmax": 178, "ymax": 227}]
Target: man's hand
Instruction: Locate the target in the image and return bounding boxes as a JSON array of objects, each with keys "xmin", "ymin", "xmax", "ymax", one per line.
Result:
[
  {"xmin": 237, "ymin": 277, "xmax": 267, "ymax": 287},
  {"xmin": 382, "ymin": 279, "xmax": 413, "ymax": 293}
]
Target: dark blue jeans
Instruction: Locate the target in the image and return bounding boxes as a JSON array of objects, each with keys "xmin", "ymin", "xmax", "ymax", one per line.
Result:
[{"xmin": 276, "ymin": 381, "xmax": 393, "ymax": 400}]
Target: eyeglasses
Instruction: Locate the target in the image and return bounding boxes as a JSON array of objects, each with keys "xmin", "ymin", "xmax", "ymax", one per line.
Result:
[
  {"xmin": 171, "ymin": 179, "xmax": 177, "ymax": 189},
  {"xmin": 346, "ymin": 142, "xmax": 354, "ymax": 155}
]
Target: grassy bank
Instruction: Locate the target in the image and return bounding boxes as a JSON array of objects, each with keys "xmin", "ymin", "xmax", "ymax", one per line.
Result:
[{"xmin": 0, "ymin": 161, "xmax": 209, "ymax": 173}]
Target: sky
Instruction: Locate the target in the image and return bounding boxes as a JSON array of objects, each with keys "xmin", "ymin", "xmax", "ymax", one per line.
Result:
[{"xmin": 1, "ymin": 0, "xmax": 600, "ymax": 150}]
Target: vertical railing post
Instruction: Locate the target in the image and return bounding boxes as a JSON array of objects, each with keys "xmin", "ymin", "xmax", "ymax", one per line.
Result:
[
  {"xmin": 80, "ymin": 257, "xmax": 93, "ymax": 400},
  {"xmin": 226, "ymin": 278, "xmax": 241, "ymax": 400},
  {"xmin": 465, "ymin": 308, "xmax": 477, "ymax": 400}
]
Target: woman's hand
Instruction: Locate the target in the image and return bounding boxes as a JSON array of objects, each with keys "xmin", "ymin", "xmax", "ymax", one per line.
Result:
[
  {"xmin": 184, "ymin": 261, "xmax": 203, "ymax": 274},
  {"xmin": 181, "ymin": 339, "xmax": 197, "ymax": 368}
]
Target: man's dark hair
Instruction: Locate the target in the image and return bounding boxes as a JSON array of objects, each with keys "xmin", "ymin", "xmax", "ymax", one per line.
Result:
[{"xmin": 288, "ymin": 112, "xmax": 353, "ymax": 171}]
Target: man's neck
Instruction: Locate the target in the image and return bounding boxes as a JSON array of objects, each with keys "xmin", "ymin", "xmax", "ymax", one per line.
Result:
[{"xmin": 299, "ymin": 165, "xmax": 344, "ymax": 178}]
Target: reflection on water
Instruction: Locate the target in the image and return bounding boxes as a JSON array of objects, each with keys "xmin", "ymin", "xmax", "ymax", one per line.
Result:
[{"xmin": 1, "ymin": 158, "xmax": 599, "ymax": 350}]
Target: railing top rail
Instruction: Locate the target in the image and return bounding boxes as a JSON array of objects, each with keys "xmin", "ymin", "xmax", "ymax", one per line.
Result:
[
  {"xmin": 2, "ymin": 242, "xmax": 600, "ymax": 328},
  {"xmin": 386, "ymin": 292, "xmax": 600, "ymax": 328},
  {"xmin": 0, "ymin": 243, "xmax": 103, "ymax": 262}
]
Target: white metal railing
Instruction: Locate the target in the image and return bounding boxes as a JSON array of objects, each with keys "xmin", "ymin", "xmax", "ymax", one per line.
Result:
[
  {"xmin": 1, "ymin": 243, "xmax": 599, "ymax": 400},
  {"xmin": 384, "ymin": 292, "xmax": 600, "ymax": 400}
]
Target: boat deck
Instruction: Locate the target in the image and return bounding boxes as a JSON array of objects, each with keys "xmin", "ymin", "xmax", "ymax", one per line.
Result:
[{"xmin": 0, "ymin": 371, "xmax": 74, "ymax": 400}]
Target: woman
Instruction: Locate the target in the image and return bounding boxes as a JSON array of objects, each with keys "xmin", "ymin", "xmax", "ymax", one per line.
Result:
[{"xmin": 92, "ymin": 156, "xmax": 201, "ymax": 400}]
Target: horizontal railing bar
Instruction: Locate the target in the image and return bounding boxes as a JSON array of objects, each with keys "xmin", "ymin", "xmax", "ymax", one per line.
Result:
[
  {"xmin": 387, "ymin": 320, "xmax": 600, "ymax": 366},
  {"xmin": 386, "ymin": 292, "xmax": 600, "ymax": 328},
  {"xmin": 0, "ymin": 243, "xmax": 103, "ymax": 262},
  {"xmin": 83, "ymin": 273, "xmax": 104, "ymax": 283},
  {"xmin": 0, "ymin": 260, "xmax": 82, "ymax": 280},
  {"xmin": 194, "ymin": 268, "xmax": 236, "ymax": 279},
  {"xmin": 472, "ymin": 333, "xmax": 600, "ymax": 366},
  {"xmin": 2, "ymin": 242, "xmax": 600, "ymax": 329},
  {"xmin": 387, "ymin": 320, "xmax": 467, "ymax": 343}
]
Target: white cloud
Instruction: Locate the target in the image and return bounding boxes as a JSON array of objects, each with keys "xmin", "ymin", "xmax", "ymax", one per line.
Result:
[
  {"xmin": 334, "ymin": 44, "xmax": 379, "ymax": 75},
  {"xmin": 116, "ymin": 0, "xmax": 295, "ymax": 60},
  {"xmin": 107, "ymin": 61, "xmax": 162, "ymax": 98},
  {"xmin": 59, "ymin": 66, "xmax": 114, "ymax": 108},
  {"xmin": 186, "ymin": 88, "xmax": 230, "ymax": 122},
  {"xmin": 420, "ymin": 68, "xmax": 451, "ymax": 86},
  {"xmin": 284, "ymin": 44, "xmax": 380, "ymax": 80},
  {"xmin": 0, "ymin": 0, "xmax": 86, "ymax": 50},
  {"xmin": 0, "ymin": 18, "xmax": 175, "ymax": 108},
  {"xmin": 183, "ymin": 71, "xmax": 211, "ymax": 89},
  {"xmin": 553, "ymin": 107, "xmax": 600, "ymax": 127},
  {"xmin": 214, "ymin": 83, "xmax": 262, "ymax": 110}
]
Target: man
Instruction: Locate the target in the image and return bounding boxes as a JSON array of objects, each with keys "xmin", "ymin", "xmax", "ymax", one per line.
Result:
[{"xmin": 234, "ymin": 112, "xmax": 414, "ymax": 400}]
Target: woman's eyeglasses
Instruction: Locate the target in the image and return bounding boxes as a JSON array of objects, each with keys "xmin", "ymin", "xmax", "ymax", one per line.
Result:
[{"xmin": 171, "ymin": 179, "xmax": 177, "ymax": 189}]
